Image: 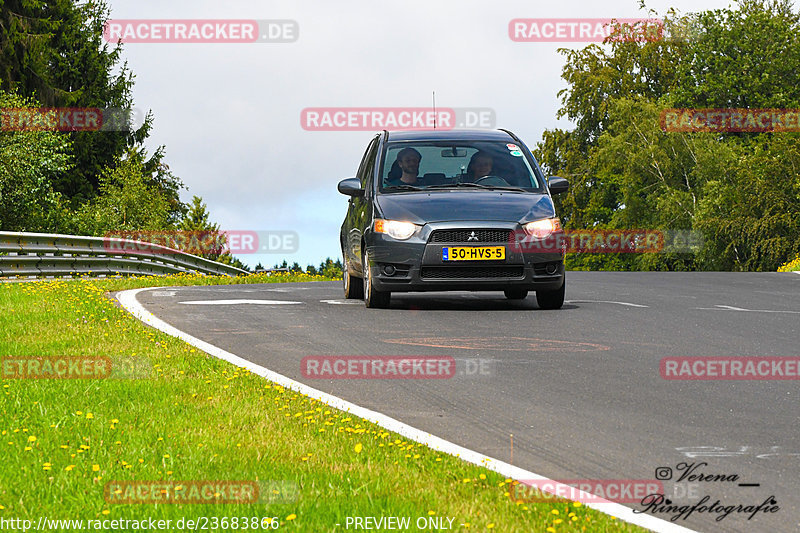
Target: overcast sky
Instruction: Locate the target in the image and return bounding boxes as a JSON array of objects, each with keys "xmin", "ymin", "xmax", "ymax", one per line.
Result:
[{"xmin": 107, "ymin": 0, "xmax": 735, "ymax": 269}]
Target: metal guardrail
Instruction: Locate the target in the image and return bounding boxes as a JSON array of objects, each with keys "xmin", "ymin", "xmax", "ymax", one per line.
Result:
[{"xmin": 0, "ymin": 231, "xmax": 249, "ymax": 278}]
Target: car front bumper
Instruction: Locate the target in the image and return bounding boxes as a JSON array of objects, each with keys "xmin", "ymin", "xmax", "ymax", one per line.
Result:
[{"xmin": 365, "ymin": 221, "xmax": 564, "ymax": 293}]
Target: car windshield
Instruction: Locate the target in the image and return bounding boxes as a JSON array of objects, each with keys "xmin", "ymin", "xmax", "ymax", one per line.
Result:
[{"xmin": 379, "ymin": 141, "xmax": 544, "ymax": 193}]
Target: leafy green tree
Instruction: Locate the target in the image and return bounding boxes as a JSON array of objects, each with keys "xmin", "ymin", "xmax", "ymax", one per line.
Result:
[
  {"xmin": 0, "ymin": 88, "xmax": 73, "ymax": 231},
  {"xmin": 0, "ymin": 0, "xmax": 183, "ymax": 212},
  {"xmin": 535, "ymin": 0, "xmax": 800, "ymax": 271},
  {"xmin": 177, "ymin": 195, "xmax": 249, "ymax": 271},
  {"xmin": 71, "ymin": 149, "xmax": 172, "ymax": 234}
]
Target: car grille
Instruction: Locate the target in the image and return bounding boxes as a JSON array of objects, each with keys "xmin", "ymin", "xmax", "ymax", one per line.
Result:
[
  {"xmin": 429, "ymin": 229, "xmax": 512, "ymax": 244},
  {"xmin": 420, "ymin": 266, "xmax": 525, "ymax": 280}
]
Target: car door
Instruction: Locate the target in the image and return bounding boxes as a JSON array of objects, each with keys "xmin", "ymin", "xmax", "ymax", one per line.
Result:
[{"xmin": 343, "ymin": 135, "xmax": 379, "ymax": 275}]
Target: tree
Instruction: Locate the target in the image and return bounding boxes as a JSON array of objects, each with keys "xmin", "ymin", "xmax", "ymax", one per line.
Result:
[
  {"xmin": 176, "ymin": 195, "xmax": 249, "ymax": 271},
  {"xmin": 0, "ymin": 0, "xmax": 182, "ymax": 210},
  {"xmin": 71, "ymin": 149, "xmax": 173, "ymax": 234},
  {"xmin": 0, "ymin": 88, "xmax": 73, "ymax": 231},
  {"xmin": 534, "ymin": 0, "xmax": 800, "ymax": 271}
]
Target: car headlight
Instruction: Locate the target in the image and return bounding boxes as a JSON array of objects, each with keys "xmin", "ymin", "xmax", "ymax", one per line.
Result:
[
  {"xmin": 374, "ymin": 219, "xmax": 419, "ymax": 240},
  {"xmin": 523, "ymin": 218, "xmax": 562, "ymax": 239}
]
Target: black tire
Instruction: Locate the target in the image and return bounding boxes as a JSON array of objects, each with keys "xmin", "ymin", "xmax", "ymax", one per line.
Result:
[
  {"xmin": 362, "ymin": 248, "xmax": 390, "ymax": 308},
  {"xmin": 536, "ymin": 281, "xmax": 565, "ymax": 310},
  {"xmin": 342, "ymin": 253, "xmax": 363, "ymax": 299},
  {"xmin": 503, "ymin": 289, "xmax": 528, "ymax": 300}
]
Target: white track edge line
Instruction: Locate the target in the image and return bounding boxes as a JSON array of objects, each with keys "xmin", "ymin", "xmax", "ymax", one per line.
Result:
[{"xmin": 117, "ymin": 286, "xmax": 699, "ymax": 533}]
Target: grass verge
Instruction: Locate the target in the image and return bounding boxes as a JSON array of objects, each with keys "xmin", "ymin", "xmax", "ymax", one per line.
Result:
[
  {"xmin": 0, "ymin": 273, "xmax": 646, "ymax": 532},
  {"xmin": 778, "ymin": 256, "xmax": 800, "ymax": 272}
]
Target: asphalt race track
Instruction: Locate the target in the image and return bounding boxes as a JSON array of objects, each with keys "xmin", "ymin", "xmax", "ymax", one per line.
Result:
[{"xmin": 130, "ymin": 272, "xmax": 800, "ymax": 533}]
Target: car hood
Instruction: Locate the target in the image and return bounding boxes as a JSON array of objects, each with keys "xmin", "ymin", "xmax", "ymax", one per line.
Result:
[{"xmin": 375, "ymin": 190, "xmax": 556, "ymax": 224}]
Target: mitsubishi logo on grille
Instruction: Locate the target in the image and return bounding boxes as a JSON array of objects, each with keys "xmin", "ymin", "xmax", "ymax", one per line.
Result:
[{"xmin": 467, "ymin": 231, "xmax": 479, "ymax": 242}]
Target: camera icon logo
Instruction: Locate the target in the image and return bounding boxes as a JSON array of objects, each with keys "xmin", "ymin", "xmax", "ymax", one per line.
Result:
[{"xmin": 655, "ymin": 467, "xmax": 673, "ymax": 480}]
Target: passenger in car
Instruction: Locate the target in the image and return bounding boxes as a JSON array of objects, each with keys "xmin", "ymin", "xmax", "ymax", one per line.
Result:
[{"xmin": 465, "ymin": 151, "xmax": 494, "ymax": 182}]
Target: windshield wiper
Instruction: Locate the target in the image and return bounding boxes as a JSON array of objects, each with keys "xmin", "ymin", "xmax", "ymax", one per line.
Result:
[
  {"xmin": 382, "ymin": 184, "xmax": 424, "ymax": 191},
  {"xmin": 426, "ymin": 182, "xmax": 488, "ymax": 189},
  {"xmin": 426, "ymin": 183, "xmax": 528, "ymax": 192}
]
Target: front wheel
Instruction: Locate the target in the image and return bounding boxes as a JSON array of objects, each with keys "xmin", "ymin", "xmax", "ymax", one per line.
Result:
[
  {"xmin": 362, "ymin": 248, "xmax": 390, "ymax": 308},
  {"xmin": 342, "ymin": 253, "xmax": 363, "ymax": 299},
  {"xmin": 536, "ymin": 282, "xmax": 565, "ymax": 310}
]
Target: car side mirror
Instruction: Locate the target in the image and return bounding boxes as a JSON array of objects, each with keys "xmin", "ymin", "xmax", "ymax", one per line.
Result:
[
  {"xmin": 338, "ymin": 177, "xmax": 365, "ymax": 198},
  {"xmin": 547, "ymin": 176, "xmax": 569, "ymax": 195}
]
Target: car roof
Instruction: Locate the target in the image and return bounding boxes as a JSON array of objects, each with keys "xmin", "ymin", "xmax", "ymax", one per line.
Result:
[{"xmin": 385, "ymin": 129, "xmax": 517, "ymax": 142}]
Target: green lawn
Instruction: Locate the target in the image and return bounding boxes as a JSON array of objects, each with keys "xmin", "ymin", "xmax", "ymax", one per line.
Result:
[{"xmin": 0, "ymin": 273, "xmax": 646, "ymax": 532}]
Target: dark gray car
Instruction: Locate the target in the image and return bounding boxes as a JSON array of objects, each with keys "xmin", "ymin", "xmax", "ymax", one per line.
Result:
[{"xmin": 337, "ymin": 129, "xmax": 569, "ymax": 308}]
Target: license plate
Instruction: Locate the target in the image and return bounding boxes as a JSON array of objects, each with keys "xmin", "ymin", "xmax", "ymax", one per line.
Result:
[{"xmin": 442, "ymin": 246, "xmax": 505, "ymax": 261}]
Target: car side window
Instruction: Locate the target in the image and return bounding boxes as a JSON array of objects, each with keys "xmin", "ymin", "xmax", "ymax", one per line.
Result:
[{"xmin": 358, "ymin": 137, "xmax": 379, "ymax": 191}]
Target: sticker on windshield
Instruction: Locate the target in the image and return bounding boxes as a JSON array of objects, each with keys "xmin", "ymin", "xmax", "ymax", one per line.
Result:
[
  {"xmin": 506, "ymin": 144, "xmax": 519, "ymax": 150},
  {"xmin": 509, "ymin": 150, "xmax": 523, "ymax": 156}
]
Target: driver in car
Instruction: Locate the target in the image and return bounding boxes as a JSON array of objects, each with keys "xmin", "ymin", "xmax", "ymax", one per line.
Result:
[
  {"xmin": 386, "ymin": 147, "xmax": 423, "ymax": 186},
  {"xmin": 464, "ymin": 151, "xmax": 493, "ymax": 182}
]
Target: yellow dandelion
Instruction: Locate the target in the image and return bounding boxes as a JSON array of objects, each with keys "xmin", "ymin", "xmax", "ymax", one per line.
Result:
[
  {"xmin": 102, "ymin": 510, "xmax": 110, "ymax": 515},
  {"xmin": 479, "ymin": 474, "xmax": 486, "ymax": 480},
  {"xmin": 286, "ymin": 514, "xmax": 296, "ymax": 521},
  {"xmin": 487, "ymin": 524, "xmax": 495, "ymax": 529},
  {"xmin": 354, "ymin": 443, "xmax": 363, "ymax": 453},
  {"xmin": 27, "ymin": 436, "xmax": 36, "ymax": 443},
  {"xmin": 551, "ymin": 509, "xmax": 559, "ymax": 515},
  {"xmin": 86, "ymin": 413, "xmax": 94, "ymax": 419},
  {"xmin": 92, "ymin": 465, "xmax": 100, "ymax": 472}
]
